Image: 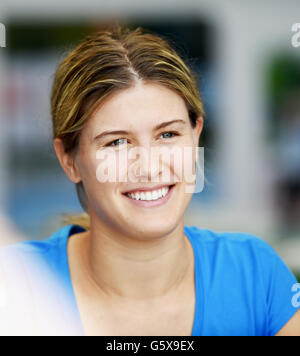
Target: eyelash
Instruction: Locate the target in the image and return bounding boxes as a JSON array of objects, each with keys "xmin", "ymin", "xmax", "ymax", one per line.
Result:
[{"xmin": 105, "ymin": 131, "xmax": 180, "ymax": 147}]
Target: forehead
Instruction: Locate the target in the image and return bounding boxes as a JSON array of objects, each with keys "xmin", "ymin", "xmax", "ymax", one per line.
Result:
[{"xmin": 86, "ymin": 82, "xmax": 189, "ymax": 132}]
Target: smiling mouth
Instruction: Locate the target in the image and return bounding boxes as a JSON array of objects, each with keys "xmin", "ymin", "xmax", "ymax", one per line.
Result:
[{"xmin": 123, "ymin": 184, "xmax": 175, "ymax": 201}]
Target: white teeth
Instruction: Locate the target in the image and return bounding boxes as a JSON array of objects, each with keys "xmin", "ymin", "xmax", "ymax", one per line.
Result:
[
  {"xmin": 127, "ymin": 186, "xmax": 170, "ymax": 201},
  {"xmin": 152, "ymin": 190, "xmax": 158, "ymax": 200}
]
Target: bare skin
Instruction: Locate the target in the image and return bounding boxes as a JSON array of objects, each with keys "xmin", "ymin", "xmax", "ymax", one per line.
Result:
[
  {"xmin": 67, "ymin": 229, "xmax": 196, "ymax": 336},
  {"xmin": 275, "ymin": 309, "xmax": 300, "ymax": 336}
]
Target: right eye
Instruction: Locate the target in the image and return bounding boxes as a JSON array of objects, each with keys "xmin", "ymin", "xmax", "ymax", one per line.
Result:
[{"xmin": 105, "ymin": 138, "xmax": 128, "ymax": 147}]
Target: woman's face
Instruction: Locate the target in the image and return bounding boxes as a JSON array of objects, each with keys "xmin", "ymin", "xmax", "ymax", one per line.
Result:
[{"xmin": 73, "ymin": 82, "xmax": 203, "ymax": 240}]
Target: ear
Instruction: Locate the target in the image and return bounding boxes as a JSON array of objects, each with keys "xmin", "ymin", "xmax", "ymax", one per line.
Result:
[
  {"xmin": 192, "ymin": 116, "xmax": 204, "ymax": 161},
  {"xmin": 53, "ymin": 138, "xmax": 81, "ymax": 183},
  {"xmin": 192, "ymin": 116, "xmax": 204, "ymax": 144}
]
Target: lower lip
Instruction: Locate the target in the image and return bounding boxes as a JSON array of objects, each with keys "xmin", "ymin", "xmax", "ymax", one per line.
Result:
[{"xmin": 122, "ymin": 185, "xmax": 175, "ymax": 208}]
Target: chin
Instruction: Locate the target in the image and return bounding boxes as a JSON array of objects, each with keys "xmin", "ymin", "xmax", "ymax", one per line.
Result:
[{"xmin": 126, "ymin": 220, "xmax": 178, "ymax": 240}]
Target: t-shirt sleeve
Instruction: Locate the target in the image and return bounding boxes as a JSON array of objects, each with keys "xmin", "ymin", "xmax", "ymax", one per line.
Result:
[{"xmin": 254, "ymin": 238, "xmax": 300, "ymax": 336}]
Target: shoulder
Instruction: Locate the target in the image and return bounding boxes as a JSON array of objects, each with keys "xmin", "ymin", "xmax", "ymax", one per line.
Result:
[
  {"xmin": 184, "ymin": 225, "xmax": 278, "ymax": 259},
  {"xmin": 184, "ymin": 225, "xmax": 293, "ymax": 288},
  {"xmin": 0, "ymin": 224, "xmax": 83, "ymax": 264},
  {"xmin": 0, "ymin": 224, "xmax": 84, "ymax": 335},
  {"xmin": 185, "ymin": 226, "xmax": 300, "ymax": 336},
  {"xmin": 0, "ymin": 224, "xmax": 85, "ymax": 291}
]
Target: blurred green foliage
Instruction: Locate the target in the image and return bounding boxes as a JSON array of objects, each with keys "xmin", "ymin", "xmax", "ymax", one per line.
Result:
[
  {"xmin": 293, "ymin": 271, "xmax": 300, "ymax": 283},
  {"xmin": 7, "ymin": 22, "xmax": 93, "ymax": 53},
  {"xmin": 266, "ymin": 54, "xmax": 300, "ymax": 141},
  {"xmin": 267, "ymin": 55, "xmax": 300, "ymax": 106}
]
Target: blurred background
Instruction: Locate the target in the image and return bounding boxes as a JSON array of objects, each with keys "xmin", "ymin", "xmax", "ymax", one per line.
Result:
[{"xmin": 0, "ymin": 0, "xmax": 299, "ymax": 279}]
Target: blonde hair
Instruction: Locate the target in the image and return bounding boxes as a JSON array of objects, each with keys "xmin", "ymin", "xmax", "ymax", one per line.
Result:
[{"xmin": 51, "ymin": 24, "xmax": 206, "ymax": 230}]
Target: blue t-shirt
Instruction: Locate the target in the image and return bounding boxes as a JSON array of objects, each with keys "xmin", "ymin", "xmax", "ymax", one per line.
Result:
[{"xmin": 0, "ymin": 224, "xmax": 299, "ymax": 336}]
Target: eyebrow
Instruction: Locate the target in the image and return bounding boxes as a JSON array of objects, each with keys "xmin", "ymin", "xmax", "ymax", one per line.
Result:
[{"xmin": 93, "ymin": 119, "xmax": 187, "ymax": 142}]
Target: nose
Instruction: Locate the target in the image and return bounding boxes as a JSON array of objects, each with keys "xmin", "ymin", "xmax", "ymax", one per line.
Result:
[{"xmin": 128, "ymin": 145, "xmax": 161, "ymax": 184}]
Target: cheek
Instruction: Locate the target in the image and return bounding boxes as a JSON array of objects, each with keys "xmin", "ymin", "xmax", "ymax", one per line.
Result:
[
  {"xmin": 160, "ymin": 142, "xmax": 195, "ymax": 185},
  {"xmin": 95, "ymin": 148, "xmax": 128, "ymax": 184},
  {"xmin": 76, "ymin": 146, "xmax": 101, "ymax": 184},
  {"xmin": 78, "ymin": 150, "xmax": 117, "ymax": 202}
]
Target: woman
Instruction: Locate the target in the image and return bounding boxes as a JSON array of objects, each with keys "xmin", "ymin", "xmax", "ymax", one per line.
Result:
[{"xmin": 0, "ymin": 25, "xmax": 299, "ymax": 336}]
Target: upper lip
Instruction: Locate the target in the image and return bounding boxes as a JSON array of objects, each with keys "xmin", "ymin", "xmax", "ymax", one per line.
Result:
[{"xmin": 123, "ymin": 184, "xmax": 174, "ymax": 194}]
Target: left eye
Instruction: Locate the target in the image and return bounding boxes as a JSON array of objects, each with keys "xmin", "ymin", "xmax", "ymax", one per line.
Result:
[{"xmin": 160, "ymin": 131, "xmax": 178, "ymax": 139}]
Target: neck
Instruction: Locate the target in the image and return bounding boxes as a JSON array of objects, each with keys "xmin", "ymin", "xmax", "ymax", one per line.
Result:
[{"xmin": 75, "ymin": 217, "xmax": 194, "ymax": 301}]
